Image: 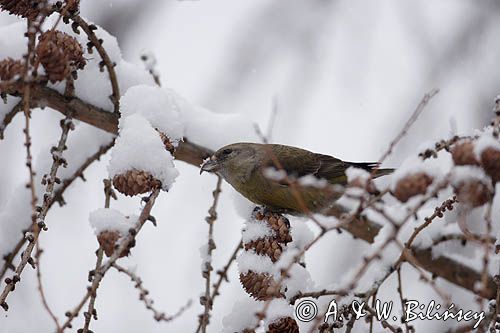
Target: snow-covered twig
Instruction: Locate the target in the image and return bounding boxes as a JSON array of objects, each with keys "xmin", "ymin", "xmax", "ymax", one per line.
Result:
[
  {"xmin": 289, "ymin": 289, "xmax": 359, "ymax": 305},
  {"xmin": 402, "ymin": 196, "xmax": 457, "ymax": 251},
  {"xmin": 0, "ymin": 82, "xmax": 214, "ymax": 166},
  {"xmin": 419, "ymin": 135, "xmax": 466, "ymax": 160}
]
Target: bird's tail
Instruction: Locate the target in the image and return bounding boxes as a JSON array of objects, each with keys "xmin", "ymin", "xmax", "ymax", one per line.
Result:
[
  {"xmin": 348, "ymin": 162, "xmax": 394, "ymax": 179},
  {"xmin": 372, "ymin": 168, "xmax": 395, "ymax": 178}
]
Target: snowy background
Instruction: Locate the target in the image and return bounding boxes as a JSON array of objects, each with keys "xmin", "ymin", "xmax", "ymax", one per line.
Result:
[{"xmin": 0, "ymin": 0, "xmax": 499, "ymax": 332}]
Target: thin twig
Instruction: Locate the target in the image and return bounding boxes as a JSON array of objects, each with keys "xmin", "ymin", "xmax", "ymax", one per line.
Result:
[
  {"xmin": 0, "ymin": 116, "xmax": 73, "ymax": 310},
  {"xmin": 0, "ymin": 236, "xmax": 26, "ymax": 282},
  {"xmin": 195, "ymin": 239, "xmax": 243, "ymax": 333},
  {"xmin": 140, "ymin": 52, "xmax": 161, "ymax": 86},
  {"xmin": 289, "ymin": 289, "xmax": 363, "ymax": 305},
  {"xmin": 80, "ymin": 179, "xmax": 115, "ymax": 333},
  {"xmin": 35, "ymin": 244, "xmax": 61, "ymax": 331},
  {"xmin": 60, "ymin": 189, "xmax": 161, "ymax": 330},
  {"xmin": 113, "ymin": 264, "xmax": 192, "ymax": 322},
  {"xmin": 376, "ymin": 88, "xmax": 439, "ymax": 166},
  {"xmin": 402, "ymin": 196, "xmax": 457, "ymax": 255},
  {"xmin": 0, "ymin": 100, "xmax": 23, "ymax": 140},
  {"xmin": 198, "ymin": 176, "xmax": 223, "ymax": 333},
  {"xmin": 23, "ymin": 16, "xmax": 38, "ymax": 251},
  {"xmin": 396, "ymin": 267, "xmax": 410, "ymax": 333},
  {"xmin": 369, "ymin": 291, "xmax": 376, "ymax": 333},
  {"xmin": 80, "ymin": 248, "xmax": 103, "ymax": 333},
  {"xmin": 0, "ymin": 139, "xmax": 114, "ymax": 282},
  {"xmin": 364, "ymin": 304, "xmax": 402, "ymax": 333},
  {"xmin": 418, "ymin": 135, "xmax": 466, "ymax": 160},
  {"xmin": 70, "ymin": 16, "xmax": 120, "ymax": 113},
  {"xmin": 210, "ymin": 239, "xmax": 243, "ymax": 300},
  {"xmin": 51, "ymin": 140, "xmax": 115, "ymax": 208},
  {"xmin": 253, "ymin": 95, "xmax": 279, "ymax": 144},
  {"xmin": 481, "ymin": 200, "xmax": 494, "ymax": 302}
]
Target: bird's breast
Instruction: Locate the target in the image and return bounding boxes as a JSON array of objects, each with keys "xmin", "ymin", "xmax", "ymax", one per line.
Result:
[{"xmin": 224, "ymin": 169, "xmax": 341, "ymax": 214}]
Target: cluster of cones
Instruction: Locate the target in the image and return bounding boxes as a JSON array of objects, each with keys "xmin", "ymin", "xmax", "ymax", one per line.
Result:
[
  {"xmin": 392, "ymin": 138, "xmax": 499, "ymax": 207},
  {"xmin": 0, "ymin": 30, "xmax": 85, "ymax": 84},
  {"xmin": 0, "ymin": 0, "xmax": 85, "ymax": 83},
  {"xmin": 0, "ymin": 0, "xmax": 79, "ymax": 20},
  {"xmin": 238, "ymin": 207, "xmax": 299, "ymax": 333},
  {"xmin": 99, "ymin": 131, "xmax": 175, "ymax": 257}
]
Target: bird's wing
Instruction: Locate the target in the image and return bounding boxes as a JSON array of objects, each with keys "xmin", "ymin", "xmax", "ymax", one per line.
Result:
[{"xmin": 261, "ymin": 144, "xmax": 351, "ymax": 184}]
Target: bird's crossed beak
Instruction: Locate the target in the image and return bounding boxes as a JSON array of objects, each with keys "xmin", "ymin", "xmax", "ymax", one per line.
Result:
[{"xmin": 200, "ymin": 157, "xmax": 219, "ymax": 174}]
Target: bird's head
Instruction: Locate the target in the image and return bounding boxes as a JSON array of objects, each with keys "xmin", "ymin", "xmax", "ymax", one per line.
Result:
[{"xmin": 200, "ymin": 143, "xmax": 258, "ymax": 180}]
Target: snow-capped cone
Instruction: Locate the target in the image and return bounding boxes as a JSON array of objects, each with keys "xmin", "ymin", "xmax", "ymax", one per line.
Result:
[
  {"xmin": 451, "ymin": 140, "xmax": 479, "ymax": 166},
  {"xmin": 108, "ymin": 113, "xmax": 179, "ymax": 196},
  {"xmin": 451, "ymin": 166, "xmax": 493, "ymax": 208},
  {"xmin": 238, "ymin": 207, "xmax": 293, "ymax": 300},
  {"xmin": 89, "ymin": 208, "xmax": 137, "ymax": 257},
  {"xmin": 120, "ymin": 85, "xmax": 185, "ymax": 150},
  {"xmin": 393, "ymin": 172, "xmax": 433, "ymax": 203},
  {"xmin": 480, "ymin": 147, "xmax": 500, "ymax": 183}
]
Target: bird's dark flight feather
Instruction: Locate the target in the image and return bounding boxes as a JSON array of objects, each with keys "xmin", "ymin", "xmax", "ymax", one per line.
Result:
[{"xmin": 262, "ymin": 144, "xmax": 386, "ymax": 185}]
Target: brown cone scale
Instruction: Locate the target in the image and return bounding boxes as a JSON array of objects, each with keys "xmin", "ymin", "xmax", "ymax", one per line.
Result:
[
  {"xmin": 267, "ymin": 317, "xmax": 300, "ymax": 333},
  {"xmin": 239, "ymin": 271, "xmax": 282, "ymax": 301},
  {"xmin": 252, "ymin": 208, "xmax": 292, "ymax": 244},
  {"xmin": 0, "ymin": 58, "xmax": 24, "ymax": 81},
  {"xmin": 244, "ymin": 238, "xmax": 283, "ymax": 262},
  {"xmin": 113, "ymin": 170, "xmax": 161, "ymax": 196},
  {"xmin": 0, "ymin": 0, "xmax": 41, "ymax": 20}
]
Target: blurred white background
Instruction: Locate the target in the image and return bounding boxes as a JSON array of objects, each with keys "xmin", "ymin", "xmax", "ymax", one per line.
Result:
[{"xmin": 0, "ymin": 0, "xmax": 498, "ymax": 332}]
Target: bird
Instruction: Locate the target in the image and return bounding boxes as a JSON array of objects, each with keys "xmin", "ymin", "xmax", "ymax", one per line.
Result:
[{"xmin": 200, "ymin": 142, "xmax": 393, "ymax": 214}]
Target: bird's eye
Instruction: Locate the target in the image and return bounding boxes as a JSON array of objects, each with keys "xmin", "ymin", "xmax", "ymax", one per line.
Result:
[{"xmin": 222, "ymin": 148, "xmax": 233, "ymax": 156}]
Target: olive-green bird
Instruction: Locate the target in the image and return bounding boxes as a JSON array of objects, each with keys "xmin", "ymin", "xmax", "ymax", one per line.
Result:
[{"xmin": 200, "ymin": 143, "xmax": 393, "ymax": 214}]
